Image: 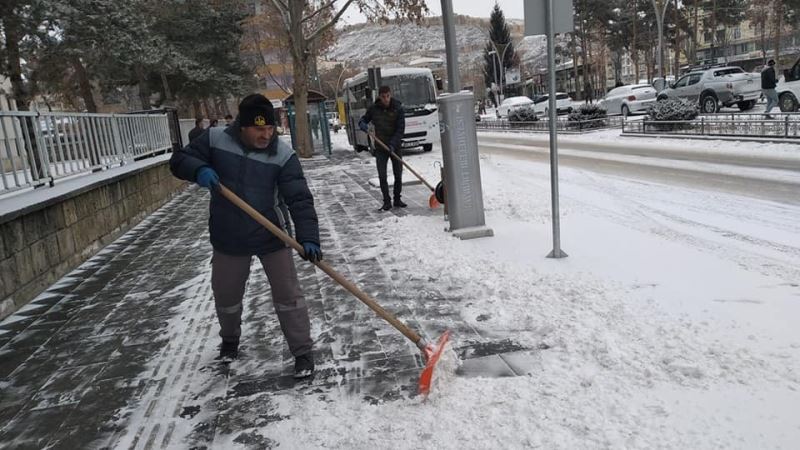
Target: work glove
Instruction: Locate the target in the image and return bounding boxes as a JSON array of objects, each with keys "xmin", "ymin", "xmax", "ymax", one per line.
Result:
[
  {"xmin": 359, "ymin": 121, "xmax": 369, "ymax": 132},
  {"xmin": 302, "ymin": 242, "xmax": 323, "ymax": 263},
  {"xmin": 196, "ymin": 167, "xmax": 219, "ymax": 189}
]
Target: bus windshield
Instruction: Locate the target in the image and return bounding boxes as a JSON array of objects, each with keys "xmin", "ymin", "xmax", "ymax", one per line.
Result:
[{"xmin": 383, "ymin": 74, "xmax": 435, "ymax": 107}]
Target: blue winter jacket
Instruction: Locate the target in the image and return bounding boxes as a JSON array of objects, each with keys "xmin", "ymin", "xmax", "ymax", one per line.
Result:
[{"xmin": 169, "ymin": 123, "xmax": 319, "ymax": 256}]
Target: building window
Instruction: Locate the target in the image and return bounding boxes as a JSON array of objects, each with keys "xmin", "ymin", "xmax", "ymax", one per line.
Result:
[
  {"xmin": 704, "ymin": 31, "xmax": 713, "ymax": 43},
  {"xmin": 733, "ymin": 27, "xmax": 741, "ymax": 40}
]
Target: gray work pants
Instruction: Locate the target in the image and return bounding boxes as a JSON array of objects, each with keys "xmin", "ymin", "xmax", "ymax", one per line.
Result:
[
  {"xmin": 763, "ymin": 88, "xmax": 779, "ymax": 113},
  {"xmin": 211, "ymin": 248, "xmax": 312, "ymax": 356}
]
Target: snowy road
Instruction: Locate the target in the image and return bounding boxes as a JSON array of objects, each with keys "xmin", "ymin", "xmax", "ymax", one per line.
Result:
[{"xmin": 477, "ymin": 132, "xmax": 800, "ymax": 205}]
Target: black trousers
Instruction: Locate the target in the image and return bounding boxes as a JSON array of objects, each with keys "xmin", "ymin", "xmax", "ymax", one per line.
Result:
[{"xmin": 375, "ymin": 147, "xmax": 403, "ymax": 203}]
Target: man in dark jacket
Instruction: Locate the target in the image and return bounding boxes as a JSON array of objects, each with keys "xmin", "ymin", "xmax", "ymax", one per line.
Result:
[
  {"xmin": 188, "ymin": 118, "xmax": 205, "ymax": 142},
  {"xmin": 169, "ymin": 94, "xmax": 321, "ymax": 378},
  {"xmin": 358, "ymin": 86, "xmax": 406, "ymax": 211},
  {"xmin": 762, "ymin": 59, "xmax": 778, "ymax": 118}
]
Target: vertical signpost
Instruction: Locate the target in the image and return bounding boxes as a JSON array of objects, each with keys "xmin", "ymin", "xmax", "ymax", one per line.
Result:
[{"xmin": 524, "ymin": 0, "xmax": 572, "ymax": 258}]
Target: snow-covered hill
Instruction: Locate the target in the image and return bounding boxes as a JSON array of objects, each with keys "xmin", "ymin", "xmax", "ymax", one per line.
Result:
[{"xmin": 328, "ymin": 16, "xmax": 557, "ymax": 73}]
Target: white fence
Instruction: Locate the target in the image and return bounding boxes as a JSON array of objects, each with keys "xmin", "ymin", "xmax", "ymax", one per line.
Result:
[{"xmin": 0, "ymin": 111, "xmax": 172, "ymax": 194}]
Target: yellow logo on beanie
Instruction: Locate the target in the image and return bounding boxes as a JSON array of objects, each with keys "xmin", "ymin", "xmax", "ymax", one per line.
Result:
[{"xmin": 254, "ymin": 115, "xmax": 266, "ymax": 126}]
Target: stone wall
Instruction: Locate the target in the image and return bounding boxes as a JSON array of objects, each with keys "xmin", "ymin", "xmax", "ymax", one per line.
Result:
[{"xmin": 0, "ymin": 162, "xmax": 186, "ymax": 320}]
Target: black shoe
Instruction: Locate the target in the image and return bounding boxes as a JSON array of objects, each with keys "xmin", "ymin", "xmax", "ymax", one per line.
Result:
[
  {"xmin": 294, "ymin": 353, "xmax": 314, "ymax": 379},
  {"xmin": 393, "ymin": 199, "xmax": 407, "ymax": 208},
  {"xmin": 379, "ymin": 201, "xmax": 392, "ymax": 211},
  {"xmin": 219, "ymin": 340, "xmax": 239, "ymax": 361}
]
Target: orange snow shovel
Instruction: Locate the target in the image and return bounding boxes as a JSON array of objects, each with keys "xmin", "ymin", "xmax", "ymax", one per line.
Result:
[
  {"xmin": 370, "ymin": 134, "xmax": 441, "ymax": 209},
  {"xmin": 217, "ymin": 183, "xmax": 451, "ymax": 396}
]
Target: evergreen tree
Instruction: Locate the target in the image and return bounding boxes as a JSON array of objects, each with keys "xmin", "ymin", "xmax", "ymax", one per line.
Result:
[{"xmin": 483, "ymin": 2, "xmax": 517, "ymax": 106}]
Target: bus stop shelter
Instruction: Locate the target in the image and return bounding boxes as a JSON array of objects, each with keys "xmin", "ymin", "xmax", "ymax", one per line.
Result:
[{"xmin": 283, "ymin": 90, "xmax": 331, "ymax": 155}]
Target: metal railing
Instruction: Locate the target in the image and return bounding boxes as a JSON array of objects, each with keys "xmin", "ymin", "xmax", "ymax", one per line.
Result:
[
  {"xmin": 476, "ymin": 115, "xmax": 625, "ymax": 133},
  {"xmin": 0, "ymin": 110, "xmax": 173, "ymax": 194},
  {"xmin": 622, "ymin": 113, "xmax": 800, "ymax": 139}
]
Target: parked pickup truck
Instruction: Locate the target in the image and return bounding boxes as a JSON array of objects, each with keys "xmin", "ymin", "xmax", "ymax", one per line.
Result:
[{"xmin": 656, "ymin": 66, "xmax": 761, "ymax": 113}]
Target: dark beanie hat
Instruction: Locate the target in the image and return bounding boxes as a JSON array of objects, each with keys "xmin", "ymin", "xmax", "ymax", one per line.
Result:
[{"xmin": 239, "ymin": 94, "xmax": 276, "ymax": 127}]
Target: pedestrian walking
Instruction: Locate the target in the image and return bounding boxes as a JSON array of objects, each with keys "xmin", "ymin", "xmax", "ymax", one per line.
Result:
[
  {"xmin": 188, "ymin": 118, "xmax": 205, "ymax": 142},
  {"xmin": 359, "ymin": 85, "xmax": 406, "ymax": 211},
  {"xmin": 169, "ymin": 94, "xmax": 321, "ymax": 378},
  {"xmin": 762, "ymin": 59, "xmax": 779, "ymax": 119}
]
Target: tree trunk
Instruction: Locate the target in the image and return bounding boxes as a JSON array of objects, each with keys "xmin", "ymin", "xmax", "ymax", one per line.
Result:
[
  {"xmin": 286, "ymin": 0, "xmax": 313, "ymax": 158},
  {"xmin": 571, "ymin": 31, "xmax": 580, "ymax": 100},
  {"xmin": 219, "ymin": 96, "xmax": 231, "ymax": 116},
  {"xmin": 710, "ymin": 0, "xmax": 717, "ymax": 60},
  {"xmin": 3, "ymin": 11, "xmax": 46, "ymax": 181},
  {"xmin": 192, "ymin": 99, "xmax": 203, "ymax": 119},
  {"xmin": 135, "ymin": 65, "xmax": 151, "ymax": 110},
  {"xmin": 160, "ymin": 72, "xmax": 173, "ymax": 103},
  {"xmin": 4, "ymin": 15, "xmax": 30, "ymax": 110},
  {"xmin": 72, "ymin": 57, "xmax": 98, "ymax": 113},
  {"xmin": 292, "ymin": 58, "xmax": 313, "ymax": 158},
  {"xmin": 579, "ymin": 11, "xmax": 589, "ymax": 99},
  {"xmin": 774, "ymin": 0, "xmax": 783, "ymax": 66},
  {"xmin": 201, "ymin": 98, "xmax": 212, "ymax": 118}
]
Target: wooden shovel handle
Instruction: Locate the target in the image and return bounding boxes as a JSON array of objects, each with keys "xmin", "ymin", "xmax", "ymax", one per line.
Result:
[
  {"xmin": 217, "ymin": 184, "xmax": 422, "ymax": 345},
  {"xmin": 370, "ymin": 134, "xmax": 436, "ymax": 192}
]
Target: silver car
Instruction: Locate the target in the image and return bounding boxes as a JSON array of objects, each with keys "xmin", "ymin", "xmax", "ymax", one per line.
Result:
[
  {"xmin": 656, "ymin": 66, "xmax": 760, "ymax": 113},
  {"xmin": 599, "ymin": 84, "xmax": 658, "ymax": 116}
]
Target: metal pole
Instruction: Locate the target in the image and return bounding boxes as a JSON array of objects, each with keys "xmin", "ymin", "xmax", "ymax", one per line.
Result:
[
  {"xmin": 441, "ymin": 0, "xmax": 460, "ymax": 92},
  {"xmin": 653, "ymin": 0, "xmax": 669, "ymax": 80},
  {"xmin": 490, "ymin": 50, "xmax": 498, "ymax": 106},
  {"xmin": 546, "ymin": 0, "xmax": 567, "ymax": 258}
]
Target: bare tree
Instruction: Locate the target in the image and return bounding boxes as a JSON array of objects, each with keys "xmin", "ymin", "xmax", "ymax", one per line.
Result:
[{"xmin": 268, "ymin": 0, "xmax": 428, "ymax": 157}]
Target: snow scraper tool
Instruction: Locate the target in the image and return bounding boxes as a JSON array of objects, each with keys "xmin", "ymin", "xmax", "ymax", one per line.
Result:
[
  {"xmin": 370, "ymin": 133, "xmax": 441, "ymax": 209},
  {"xmin": 218, "ymin": 184, "xmax": 451, "ymax": 396}
]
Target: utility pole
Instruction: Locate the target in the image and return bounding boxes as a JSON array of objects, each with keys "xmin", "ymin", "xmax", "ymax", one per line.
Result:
[
  {"xmin": 545, "ymin": 0, "xmax": 567, "ymax": 258},
  {"xmin": 441, "ymin": 0, "xmax": 460, "ymax": 92}
]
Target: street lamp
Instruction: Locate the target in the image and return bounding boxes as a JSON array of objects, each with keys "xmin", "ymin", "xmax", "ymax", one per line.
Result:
[
  {"xmin": 488, "ymin": 41, "xmax": 512, "ymax": 102},
  {"xmin": 652, "ymin": 0, "xmax": 670, "ymax": 81}
]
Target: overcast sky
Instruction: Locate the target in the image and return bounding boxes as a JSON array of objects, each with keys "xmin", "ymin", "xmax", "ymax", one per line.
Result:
[{"xmin": 339, "ymin": 0, "xmax": 525, "ymax": 25}]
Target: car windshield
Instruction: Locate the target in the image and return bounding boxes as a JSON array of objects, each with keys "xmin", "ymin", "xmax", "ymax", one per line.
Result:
[
  {"xmin": 383, "ymin": 74, "xmax": 435, "ymax": 106},
  {"xmin": 632, "ymin": 85, "xmax": 652, "ymax": 90},
  {"xmin": 556, "ymin": 94, "xmax": 569, "ymax": 100}
]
